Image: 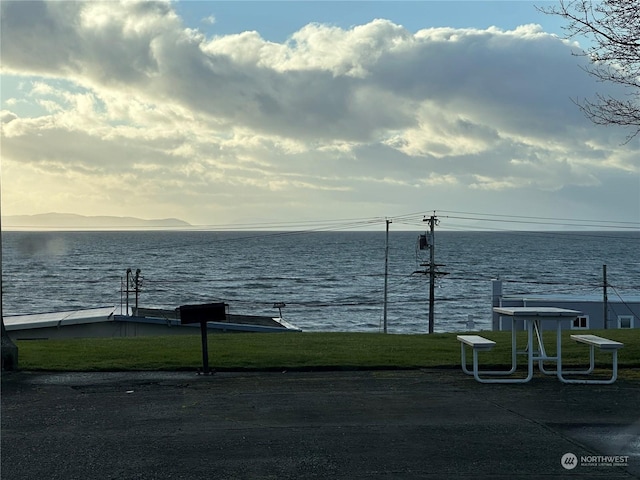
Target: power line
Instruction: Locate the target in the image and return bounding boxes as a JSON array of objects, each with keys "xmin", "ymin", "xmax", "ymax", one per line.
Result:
[
  {"xmin": 438, "ymin": 210, "xmax": 640, "ymax": 227},
  {"xmin": 432, "ymin": 218, "xmax": 640, "ymax": 245},
  {"xmin": 442, "ymin": 215, "xmax": 639, "ymax": 230},
  {"xmin": 609, "ymin": 285, "xmax": 640, "ymax": 320}
]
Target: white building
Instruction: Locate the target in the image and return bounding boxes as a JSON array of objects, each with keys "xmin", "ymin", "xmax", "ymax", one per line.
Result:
[{"xmin": 492, "ymin": 280, "xmax": 639, "ymax": 331}]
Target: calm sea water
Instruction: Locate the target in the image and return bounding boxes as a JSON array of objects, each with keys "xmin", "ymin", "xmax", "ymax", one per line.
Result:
[{"xmin": 2, "ymin": 230, "xmax": 639, "ymax": 333}]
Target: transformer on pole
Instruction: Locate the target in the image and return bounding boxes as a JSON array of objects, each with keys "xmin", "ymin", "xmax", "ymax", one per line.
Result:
[{"xmin": 417, "ymin": 213, "xmax": 448, "ymax": 334}]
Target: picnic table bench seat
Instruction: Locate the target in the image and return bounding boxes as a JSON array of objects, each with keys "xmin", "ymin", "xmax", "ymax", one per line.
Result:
[
  {"xmin": 557, "ymin": 334, "xmax": 624, "ymax": 385},
  {"xmin": 457, "ymin": 335, "xmax": 521, "ymax": 383}
]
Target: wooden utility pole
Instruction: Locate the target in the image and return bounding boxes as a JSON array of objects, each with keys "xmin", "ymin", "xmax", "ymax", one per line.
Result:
[
  {"xmin": 427, "ymin": 215, "xmax": 437, "ymax": 334},
  {"xmin": 420, "ymin": 213, "xmax": 448, "ymax": 334},
  {"xmin": 603, "ymin": 264, "xmax": 608, "ymax": 329},
  {"xmin": 383, "ymin": 218, "xmax": 391, "ymax": 333}
]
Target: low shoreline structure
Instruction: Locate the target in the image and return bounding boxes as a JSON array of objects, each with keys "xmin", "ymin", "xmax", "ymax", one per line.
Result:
[{"xmin": 3, "ymin": 305, "xmax": 301, "ymax": 341}]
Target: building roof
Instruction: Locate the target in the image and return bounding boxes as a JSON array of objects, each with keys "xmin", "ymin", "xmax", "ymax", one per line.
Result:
[
  {"xmin": 3, "ymin": 307, "xmax": 119, "ymax": 331},
  {"xmin": 3, "ymin": 306, "xmax": 301, "ymax": 333},
  {"xmin": 502, "ymin": 294, "xmax": 640, "ymax": 303}
]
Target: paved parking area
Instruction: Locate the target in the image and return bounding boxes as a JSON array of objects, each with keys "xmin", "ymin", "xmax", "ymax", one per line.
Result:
[{"xmin": 2, "ymin": 369, "xmax": 639, "ymax": 479}]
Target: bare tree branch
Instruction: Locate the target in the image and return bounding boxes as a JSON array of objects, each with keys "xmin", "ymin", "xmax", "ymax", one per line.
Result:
[{"xmin": 540, "ymin": 0, "xmax": 640, "ymax": 142}]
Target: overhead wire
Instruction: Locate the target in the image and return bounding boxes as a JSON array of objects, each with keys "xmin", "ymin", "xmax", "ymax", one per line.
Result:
[
  {"xmin": 608, "ymin": 285, "xmax": 640, "ymax": 322},
  {"xmin": 438, "ymin": 209, "xmax": 640, "ymax": 227}
]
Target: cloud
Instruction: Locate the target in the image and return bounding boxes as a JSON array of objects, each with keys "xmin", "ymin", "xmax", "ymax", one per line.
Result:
[
  {"xmin": 1, "ymin": 110, "xmax": 18, "ymax": 124},
  {"xmin": 0, "ymin": 1, "xmax": 637, "ymax": 225},
  {"xmin": 202, "ymin": 15, "xmax": 216, "ymax": 26}
]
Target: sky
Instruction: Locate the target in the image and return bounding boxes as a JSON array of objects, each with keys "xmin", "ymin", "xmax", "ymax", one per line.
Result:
[{"xmin": 1, "ymin": 0, "xmax": 639, "ymax": 230}]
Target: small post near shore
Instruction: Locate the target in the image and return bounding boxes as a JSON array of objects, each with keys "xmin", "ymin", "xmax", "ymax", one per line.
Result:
[{"xmin": 179, "ymin": 303, "xmax": 228, "ymax": 374}]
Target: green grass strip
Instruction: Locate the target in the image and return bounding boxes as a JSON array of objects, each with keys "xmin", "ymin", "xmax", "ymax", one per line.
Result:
[{"xmin": 13, "ymin": 329, "xmax": 640, "ymax": 376}]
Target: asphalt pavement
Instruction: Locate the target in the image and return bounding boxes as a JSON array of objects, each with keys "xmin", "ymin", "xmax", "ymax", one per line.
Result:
[{"xmin": 2, "ymin": 369, "xmax": 639, "ymax": 479}]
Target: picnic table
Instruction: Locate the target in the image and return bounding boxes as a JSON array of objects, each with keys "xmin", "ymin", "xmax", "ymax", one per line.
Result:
[{"xmin": 458, "ymin": 307, "xmax": 623, "ymax": 384}]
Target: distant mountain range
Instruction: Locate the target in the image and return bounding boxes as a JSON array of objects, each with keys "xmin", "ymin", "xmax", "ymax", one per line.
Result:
[{"xmin": 2, "ymin": 213, "xmax": 191, "ymax": 229}]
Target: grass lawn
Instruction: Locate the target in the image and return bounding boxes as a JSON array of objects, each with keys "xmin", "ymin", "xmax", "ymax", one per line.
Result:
[{"xmin": 12, "ymin": 329, "xmax": 640, "ymax": 378}]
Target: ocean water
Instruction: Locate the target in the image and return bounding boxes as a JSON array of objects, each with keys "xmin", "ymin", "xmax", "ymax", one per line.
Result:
[{"xmin": 2, "ymin": 230, "xmax": 639, "ymax": 333}]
